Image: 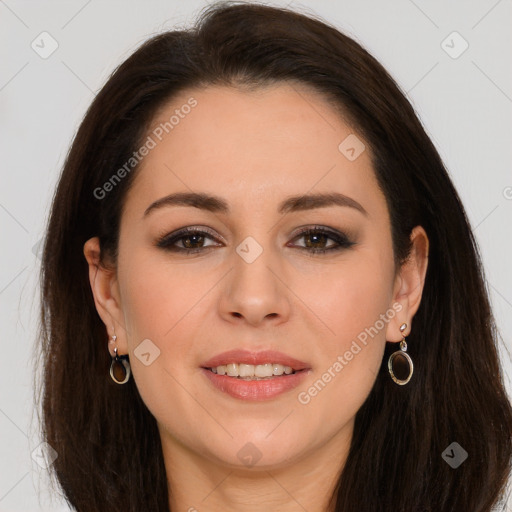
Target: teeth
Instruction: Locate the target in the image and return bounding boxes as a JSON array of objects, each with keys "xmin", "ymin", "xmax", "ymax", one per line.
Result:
[
  {"xmin": 226, "ymin": 363, "xmax": 238, "ymax": 377},
  {"xmin": 239, "ymin": 364, "xmax": 255, "ymax": 377},
  {"xmin": 209, "ymin": 363, "xmax": 296, "ymax": 378}
]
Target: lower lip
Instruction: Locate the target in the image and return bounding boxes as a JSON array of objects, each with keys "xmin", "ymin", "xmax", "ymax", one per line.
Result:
[{"xmin": 200, "ymin": 368, "xmax": 311, "ymax": 401}]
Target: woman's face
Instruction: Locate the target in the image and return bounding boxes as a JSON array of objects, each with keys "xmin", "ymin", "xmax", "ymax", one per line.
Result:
[{"xmin": 89, "ymin": 83, "xmax": 420, "ymax": 472}]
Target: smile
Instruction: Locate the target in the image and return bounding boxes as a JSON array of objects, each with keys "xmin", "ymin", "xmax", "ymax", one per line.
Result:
[{"xmin": 208, "ymin": 362, "xmax": 298, "ymax": 378}]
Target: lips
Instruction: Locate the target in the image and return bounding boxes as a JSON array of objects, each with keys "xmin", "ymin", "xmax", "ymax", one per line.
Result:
[
  {"xmin": 201, "ymin": 367, "xmax": 311, "ymax": 400},
  {"xmin": 201, "ymin": 349, "xmax": 311, "ymax": 372}
]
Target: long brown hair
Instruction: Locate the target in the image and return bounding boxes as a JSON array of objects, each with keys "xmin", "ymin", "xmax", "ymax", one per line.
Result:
[{"xmin": 36, "ymin": 2, "xmax": 512, "ymax": 510}]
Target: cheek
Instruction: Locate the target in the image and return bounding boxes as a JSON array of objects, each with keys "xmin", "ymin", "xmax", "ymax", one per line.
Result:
[
  {"xmin": 294, "ymin": 247, "xmax": 394, "ymax": 423},
  {"xmin": 116, "ymin": 254, "xmax": 208, "ymax": 424},
  {"xmin": 118, "ymin": 249, "xmax": 210, "ymax": 339},
  {"xmin": 115, "ymin": 250, "xmax": 199, "ymax": 379},
  {"xmin": 296, "ymin": 247, "xmax": 394, "ymax": 350}
]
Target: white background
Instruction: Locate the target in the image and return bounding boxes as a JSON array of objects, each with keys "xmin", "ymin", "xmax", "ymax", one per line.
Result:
[{"xmin": 1, "ymin": 0, "xmax": 511, "ymax": 510}]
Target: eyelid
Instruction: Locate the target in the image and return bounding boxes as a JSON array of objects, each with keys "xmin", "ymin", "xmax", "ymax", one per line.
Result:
[
  {"xmin": 155, "ymin": 226, "xmax": 222, "ymax": 248},
  {"xmin": 291, "ymin": 224, "xmax": 346, "ymax": 238},
  {"xmin": 155, "ymin": 224, "xmax": 355, "ymax": 254},
  {"xmin": 288, "ymin": 225, "xmax": 355, "ymax": 248}
]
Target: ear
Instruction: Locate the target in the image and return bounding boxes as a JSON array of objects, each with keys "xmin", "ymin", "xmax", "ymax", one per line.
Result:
[
  {"xmin": 83, "ymin": 237, "xmax": 128, "ymax": 356},
  {"xmin": 385, "ymin": 225, "xmax": 429, "ymax": 342}
]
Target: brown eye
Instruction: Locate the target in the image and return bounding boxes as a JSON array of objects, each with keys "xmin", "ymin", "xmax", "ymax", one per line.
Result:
[
  {"xmin": 156, "ymin": 225, "xmax": 355, "ymax": 256},
  {"xmin": 289, "ymin": 227, "xmax": 355, "ymax": 254},
  {"xmin": 156, "ymin": 227, "xmax": 220, "ymax": 254}
]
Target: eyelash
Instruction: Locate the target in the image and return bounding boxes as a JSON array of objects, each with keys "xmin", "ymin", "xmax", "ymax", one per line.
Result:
[{"xmin": 156, "ymin": 225, "xmax": 355, "ymax": 255}]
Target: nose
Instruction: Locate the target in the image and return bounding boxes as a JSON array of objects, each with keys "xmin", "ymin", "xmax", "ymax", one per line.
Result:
[{"xmin": 218, "ymin": 245, "xmax": 291, "ymax": 328}]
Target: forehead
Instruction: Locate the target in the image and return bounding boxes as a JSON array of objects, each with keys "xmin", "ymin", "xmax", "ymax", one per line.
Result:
[{"xmin": 124, "ymin": 83, "xmax": 384, "ymax": 218}]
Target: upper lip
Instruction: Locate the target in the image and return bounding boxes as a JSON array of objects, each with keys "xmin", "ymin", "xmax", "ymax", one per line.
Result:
[{"xmin": 201, "ymin": 349, "xmax": 311, "ymax": 371}]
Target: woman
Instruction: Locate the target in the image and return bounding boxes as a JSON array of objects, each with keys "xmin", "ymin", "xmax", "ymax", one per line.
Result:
[{"xmin": 36, "ymin": 1, "xmax": 512, "ymax": 510}]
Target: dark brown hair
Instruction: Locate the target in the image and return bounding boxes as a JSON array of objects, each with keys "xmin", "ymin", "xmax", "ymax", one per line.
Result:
[{"xmin": 36, "ymin": 1, "xmax": 512, "ymax": 510}]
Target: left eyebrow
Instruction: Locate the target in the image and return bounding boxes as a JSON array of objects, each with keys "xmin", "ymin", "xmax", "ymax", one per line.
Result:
[
  {"xmin": 278, "ymin": 192, "xmax": 368, "ymax": 217},
  {"xmin": 143, "ymin": 191, "xmax": 368, "ymax": 218}
]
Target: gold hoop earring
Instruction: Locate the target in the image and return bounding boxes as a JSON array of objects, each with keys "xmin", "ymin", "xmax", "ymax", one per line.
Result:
[
  {"xmin": 109, "ymin": 334, "xmax": 131, "ymax": 384},
  {"xmin": 388, "ymin": 322, "xmax": 413, "ymax": 385}
]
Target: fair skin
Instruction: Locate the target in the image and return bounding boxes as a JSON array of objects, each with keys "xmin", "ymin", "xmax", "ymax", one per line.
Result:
[{"xmin": 84, "ymin": 83, "xmax": 428, "ymax": 512}]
